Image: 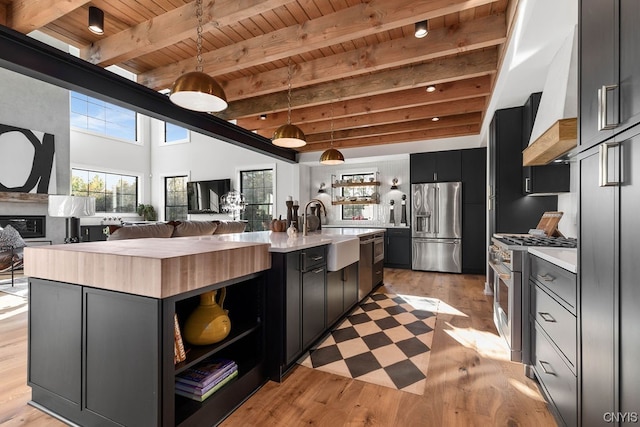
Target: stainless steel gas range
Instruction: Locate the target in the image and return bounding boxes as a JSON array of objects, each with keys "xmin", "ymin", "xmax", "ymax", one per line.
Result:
[{"xmin": 488, "ymin": 234, "xmax": 577, "ymax": 363}]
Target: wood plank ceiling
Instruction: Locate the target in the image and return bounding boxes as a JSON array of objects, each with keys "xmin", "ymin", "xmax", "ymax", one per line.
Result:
[{"xmin": 0, "ymin": 0, "xmax": 516, "ymax": 155}]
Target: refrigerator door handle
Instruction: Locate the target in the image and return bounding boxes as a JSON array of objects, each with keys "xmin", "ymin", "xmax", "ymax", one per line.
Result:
[{"xmin": 434, "ymin": 186, "xmax": 439, "ymax": 235}]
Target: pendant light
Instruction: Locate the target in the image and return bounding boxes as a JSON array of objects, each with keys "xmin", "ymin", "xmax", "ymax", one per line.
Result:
[
  {"xmin": 320, "ymin": 102, "xmax": 345, "ymax": 165},
  {"xmin": 170, "ymin": 0, "xmax": 227, "ymax": 112},
  {"xmin": 272, "ymin": 59, "xmax": 306, "ymax": 148}
]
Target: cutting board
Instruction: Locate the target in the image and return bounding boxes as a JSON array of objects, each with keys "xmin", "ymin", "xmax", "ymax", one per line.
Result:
[{"xmin": 536, "ymin": 211, "xmax": 564, "ymax": 237}]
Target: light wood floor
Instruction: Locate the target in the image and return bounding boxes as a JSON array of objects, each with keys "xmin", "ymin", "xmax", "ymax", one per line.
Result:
[{"xmin": 0, "ymin": 269, "xmax": 557, "ymax": 427}]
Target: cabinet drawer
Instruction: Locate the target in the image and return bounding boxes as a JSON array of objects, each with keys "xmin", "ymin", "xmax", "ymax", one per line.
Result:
[
  {"xmin": 530, "ymin": 255, "xmax": 576, "ymax": 312},
  {"xmin": 531, "ymin": 282, "xmax": 576, "ymax": 371},
  {"xmin": 301, "ymin": 245, "xmax": 326, "ymax": 271},
  {"xmin": 533, "ymin": 324, "xmax": 577, "ymax": 427}
]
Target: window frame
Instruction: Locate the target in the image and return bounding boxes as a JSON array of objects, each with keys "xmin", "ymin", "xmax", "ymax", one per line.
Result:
[
  {"xmin": 71, "ymin": 167, "xmax": 139, "ymax": 214},
  {"xmin": 69, "ymin": 91, "xmax": 140, "ymax": 144},
  {"xmin": 238, "ymin": 167, "xmax": 275, "ymax": 232},
  {"xmin": 164, "ymin": 175, "xmax": 189, "ymax": 221}
]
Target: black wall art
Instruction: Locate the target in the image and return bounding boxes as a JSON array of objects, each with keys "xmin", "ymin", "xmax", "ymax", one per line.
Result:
[{"xmin": 0, "ymin": 123, "xmax": 56, "ymax": 194}]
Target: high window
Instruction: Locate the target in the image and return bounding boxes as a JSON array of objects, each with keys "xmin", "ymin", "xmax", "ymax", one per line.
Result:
[
  {"xmin": 165, "ymin": 176, "xmax": 188, "ymax": 221},
  {"xmin": 70, "ymin": 91, "xmax": 137, "ymax": 141},
  {"xmin": 71, "ymin": 168, "xmax": 138, "ymax": 213},
  {"xmin": 164, "ymin": 122, "xmax": 189, "ymax": 143},
  {"xmin": 240, "ymin": 169, "xmax": 273, "ymax": 232}
]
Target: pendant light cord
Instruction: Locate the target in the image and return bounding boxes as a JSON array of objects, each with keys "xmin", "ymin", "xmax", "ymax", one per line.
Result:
[
  {"xmin": 286, "ymin": 58, "xmax": 292, "ymax": 125},
  {"xmin": 330, "ymin": 102, "xmax": 335, "ymax": 147},
  {"xmin": 196, "ymin": 0, "xmax": 204, "ymax": 72}
]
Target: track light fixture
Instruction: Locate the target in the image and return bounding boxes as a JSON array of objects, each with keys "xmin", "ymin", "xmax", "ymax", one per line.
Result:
[
  {"xmin": 415, "ymin": 20, "xmax": 428, "ymax": 38},
  {"xmin": 88, "ymin": 6, "xmax": 104, "ymax": 35}
]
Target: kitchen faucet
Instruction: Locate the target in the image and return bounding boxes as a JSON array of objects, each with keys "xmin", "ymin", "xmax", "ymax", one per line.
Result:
[{"xmin": 302, "ymin": 199, "xmax": 327, "ymax": 236}]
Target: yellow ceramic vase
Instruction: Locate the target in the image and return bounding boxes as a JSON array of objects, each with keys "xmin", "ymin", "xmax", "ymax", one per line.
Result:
[{"xmin": 184, "ymin": 288, "xmax": 231, "ymax": 345}]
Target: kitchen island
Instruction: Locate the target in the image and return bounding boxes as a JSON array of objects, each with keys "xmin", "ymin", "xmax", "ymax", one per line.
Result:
[{"xmin": 23, "ymin": 228, "xmax": 385, "ymax": 426}]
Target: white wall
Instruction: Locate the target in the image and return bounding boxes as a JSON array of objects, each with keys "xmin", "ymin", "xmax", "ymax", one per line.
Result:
[
  {"xmin": 308, "ymin": 157, "xmax": 410, "ymax": 226},
  {"xmin": 149, "ymin": 118, "xmax": 300, "ymax": 221},
  {"xmin": 0, "ymin": 67, "xmax": 70, "ymax": 244}
]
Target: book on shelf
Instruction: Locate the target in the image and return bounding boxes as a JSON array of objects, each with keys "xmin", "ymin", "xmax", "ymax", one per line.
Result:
[
  {"xmin": 175, "ymin": 370, "xmax": 238, "ymax": 402},
  {"xmin": 174, "ymin": 313, "xmax": 186, "ymax": 364},
  {"xmin": 175, "ymin": 363, "xmax": 238, "ymax": 395},
  {"xmin": 175, "ymin": 357, "xmax": 236, "ymax": 388}
]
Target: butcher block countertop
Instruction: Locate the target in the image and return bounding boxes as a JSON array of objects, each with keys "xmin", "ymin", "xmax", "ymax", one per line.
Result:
[{"xmin": 24, "ymin": 238, "xmax": 271, "ymax": 298}]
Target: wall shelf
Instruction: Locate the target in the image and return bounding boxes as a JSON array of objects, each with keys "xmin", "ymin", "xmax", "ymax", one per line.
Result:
[
  {"xmin": 332, "ymin": 181, "xmax": 380, "ymax": 188},
  {"xmin": 332, "ymin": 200, "xmax": 379, "ymax": 205}
]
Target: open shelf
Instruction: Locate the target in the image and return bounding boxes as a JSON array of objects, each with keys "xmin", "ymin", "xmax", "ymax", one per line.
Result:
[
  {"xmin": 175, "ymin": 319, "xmax": 261, "ymax": 374},
  {"xmin": 332, "ymin": 181, "xmax": 380, "ymax": 188},
  {"xmin": 332, "ymin": 200, "xmax": 379, "ymax": 205}
]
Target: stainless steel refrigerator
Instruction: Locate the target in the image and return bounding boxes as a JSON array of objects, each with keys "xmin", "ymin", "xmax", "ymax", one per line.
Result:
[{"xmin": 411, "ymin": 182, "xmax": 462, "ymax": 273}]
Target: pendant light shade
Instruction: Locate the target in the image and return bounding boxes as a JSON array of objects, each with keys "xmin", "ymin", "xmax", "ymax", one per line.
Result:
[
  {"xmin": 272, "ymin": 123, "xmax": 306, "ymax": 148},
  {"xmin": 320, "ymin": 147, "xmax": 345, "ymax": 165},
  {"xmin": 170, "ymin": 71, "xmax": 228, "ymax": 112},
  {"xmin": 88, "ymin": 6, "xmax": 104, "ymax": 35},
  {"xmin": 319, "ymin": 101, "xmax": 345, "ymax": 164},
  {"xmin": 169, "ymin": 0, "xmax": 227, "ymax": 113},
  {"xmin": 272, "ymin": 59, "xmax": 306, "ymax": 148}
]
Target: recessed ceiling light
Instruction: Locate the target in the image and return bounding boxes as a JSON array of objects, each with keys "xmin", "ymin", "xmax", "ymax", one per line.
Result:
[
  {"xmin": 426, "ymin": 85, "xmax": 436, "ymax": 92},
  {"xmin": 432, "ymin": 117, "xmax": 440, "ymax": 122},
  {"xmin": 259, "ymin": 114, "xmax": 267, "ymax": 120}
]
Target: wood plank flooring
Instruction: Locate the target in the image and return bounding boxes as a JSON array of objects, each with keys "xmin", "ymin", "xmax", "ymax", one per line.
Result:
[{"xmin": 0, "ymin": 269, "xmax": 557, "ymax": 427}]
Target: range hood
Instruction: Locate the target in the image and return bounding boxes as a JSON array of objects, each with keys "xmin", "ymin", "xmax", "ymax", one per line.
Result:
[{"xmin": 523, "ymin": 26, "xmax": 577, "ymax": 166}]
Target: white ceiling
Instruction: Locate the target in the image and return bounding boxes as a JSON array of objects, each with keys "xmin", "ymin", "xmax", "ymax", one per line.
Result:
[{"xmin": 299, "ymin": 0, "xmax": 579, "ymax": 164}]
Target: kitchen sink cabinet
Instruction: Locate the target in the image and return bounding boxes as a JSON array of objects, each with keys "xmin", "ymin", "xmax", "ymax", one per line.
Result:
[
  {"xmin": 410, "ymin": 150, "xmax": 462, "ymax": 183},
  {"xmin": 578, "ymin": 128, "xmax": 640, "ymax": 425},
  {"xmin": 268, "ymin": 246, "xmax": 328, "ymax": 380},
  {"xmin": 326, "ymin": 262, "xmax": 358, "ymax": 328},
  {"xmin": 384, "ymin": 228, "xmax": 411, "ymax": 269},
  {"xmin": 580, "ymin": 0, "xmax": 640, "ymax": 151}
]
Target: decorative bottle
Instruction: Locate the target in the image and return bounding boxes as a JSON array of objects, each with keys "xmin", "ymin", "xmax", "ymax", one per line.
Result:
[
  {"xmin": 389, "ymin": 200, "xmax": 395, "ymax": 225},
  {"xmin": 401, "ymin": 194, "xmax": 408, "ymax": 225}
]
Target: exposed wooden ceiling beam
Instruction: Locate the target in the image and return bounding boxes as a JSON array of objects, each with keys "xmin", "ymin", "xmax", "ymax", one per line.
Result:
[
  {"xmin": 137, "ymin": 0, "xmax": 498, "ymax": 90},
  {"xmin": 81, "ymin": 0, "xmax": 297, "ymax": 66},
  {"xmin": 254, "ymin": 97, "xmax": 487, "ymax": 138},
  {"xmin": 219, "ymin": 48, "xmax": 498, "ymax": 119},
  {"xmin": 306, "ymin": 112, "xmax": 483, "ymax": 143},
  {"xmin": 9, "ymin": 0, "xmax": 89, "ymax": 34},
  {"xmin": 298, "ymin": 124, "xmax": 482, "ymax": 152},
  {"xmin": 238, "ymin": 76, "xmax": 492, "ymax": 131},
  {"xmin": 224, "ymin": 14, "xmax": 506, "ymax": 101}
]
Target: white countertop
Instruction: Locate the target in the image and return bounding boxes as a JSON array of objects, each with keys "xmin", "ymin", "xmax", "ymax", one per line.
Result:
[
  {"xmin": 528, "ymin": 247, "xmax": 577, "ymax": 273},
  {"xmin": 192, "ymin": 228, "xmax": 386, "ymax": 253},
  {"xmin": 324, "ymin": 224, "xmax": 409, "ymax": 229}
]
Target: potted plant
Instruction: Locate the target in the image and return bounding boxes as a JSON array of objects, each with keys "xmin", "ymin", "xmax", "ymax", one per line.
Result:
[{"xmin": 136, "ymin": 204, "xmax": 157, "ymax": 221}]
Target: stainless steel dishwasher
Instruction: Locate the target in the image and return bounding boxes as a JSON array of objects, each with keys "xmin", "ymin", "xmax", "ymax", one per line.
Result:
[{"xmin": 358, "ymin": 236, "xmax": 374, "ymax": 300}]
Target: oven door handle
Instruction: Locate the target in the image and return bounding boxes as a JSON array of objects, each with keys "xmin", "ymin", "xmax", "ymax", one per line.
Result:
[{"xmin": 489, "ymin": 261, "xmax": 512, "ymax": 283}]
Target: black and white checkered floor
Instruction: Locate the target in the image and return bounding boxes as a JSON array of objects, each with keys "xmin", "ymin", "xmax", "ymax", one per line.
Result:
[{"xmin": 300, "ymin": 292, "xmax": 439, "ymax": 395}]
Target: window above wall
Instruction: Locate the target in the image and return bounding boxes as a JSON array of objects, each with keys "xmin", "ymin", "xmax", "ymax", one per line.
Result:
[
  {"xmin": 70, "ymin": 91, "xmax": 138, "ymax": 143},
  {"xmin": 164, "ymin": 122, "xmax": 190, "ymax": 144}
]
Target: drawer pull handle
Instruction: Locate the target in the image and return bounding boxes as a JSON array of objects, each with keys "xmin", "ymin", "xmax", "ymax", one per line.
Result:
[
  {"xmin": 311, "ymin": 256, "xmax": 324, "ymax": 261},
  {"xmin": 539, "ymin": 312, "xmax": 556, "ymax": 323},
  {"xmin": 538, "ymin": 274, "xmax": 555, "ymax": 282},
  {"xmin": 540, "ymin": 361, "xmax": 556, "ymax": 376},
  {"xmin": 375, "ymin": 270, "xmax": 383, "ymax": 275},
  {"xmin": 312, "ymin": 268, "xmax": 324, "ymax": 274}
]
